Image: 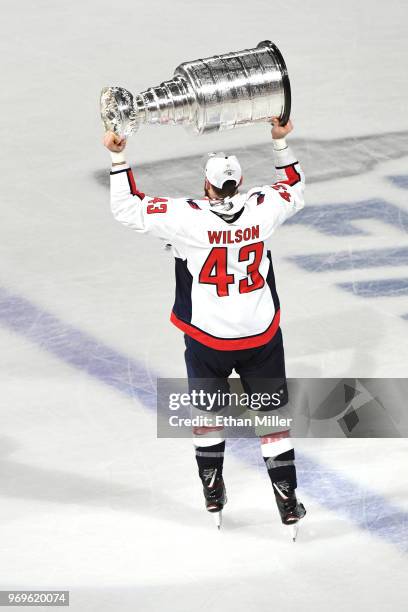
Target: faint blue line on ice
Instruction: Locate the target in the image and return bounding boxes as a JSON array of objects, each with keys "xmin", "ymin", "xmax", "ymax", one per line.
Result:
[
  {"xmin": 0, "ymin": 285, "xmax": 407, "ymax": 553},
  {"xmin": 0, "ymin": 287, "xmax": 157, "ymax": 410},
  {"xmin": 387, "ymin": 175, "xmax": 408, "ymax": 189},
  {"xmin": 286, "ymin": 199, "xmax": 408, "ymax": 236},
  {"xmin": 338, "ymin": 278, "xmax": 408, "ymax": 298},
  {"xmin": 289, "ymin": 247, "xmax": 408, "ymax": 273}
]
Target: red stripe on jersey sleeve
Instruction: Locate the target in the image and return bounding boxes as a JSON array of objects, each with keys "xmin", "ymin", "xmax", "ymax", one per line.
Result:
[
  {"xmin": 274, "ymin": 163, "xmax": 301, "ymax": 187},
  {"xmin": 170, "ymin": 309, "xmax": 280, "ymax": 351},
  {"xmin": 126, "ymin": 169, "xmax": 145, "ymax": 200}
]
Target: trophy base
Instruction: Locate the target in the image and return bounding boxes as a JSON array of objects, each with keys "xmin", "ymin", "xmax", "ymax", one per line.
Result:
[{"xmin": 257, "ymin": 40, "xmax": 291, "ymax": 127}]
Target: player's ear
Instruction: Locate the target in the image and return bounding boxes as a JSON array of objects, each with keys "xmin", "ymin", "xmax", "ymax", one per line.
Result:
[{"xmin": 238, "ymin": 176, "xmax": 243, "ymax": 187}]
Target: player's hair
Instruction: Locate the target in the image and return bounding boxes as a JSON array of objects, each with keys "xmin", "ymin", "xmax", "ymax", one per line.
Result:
[{"xmin": 210, "ymin": 180, "xmax": 238, "ymax": 199}]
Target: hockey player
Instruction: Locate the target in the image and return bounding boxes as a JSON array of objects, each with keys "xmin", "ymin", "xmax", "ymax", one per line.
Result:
[{"xmin": 104, "ymin": 117, "xmax": 306, "ymax": 537}]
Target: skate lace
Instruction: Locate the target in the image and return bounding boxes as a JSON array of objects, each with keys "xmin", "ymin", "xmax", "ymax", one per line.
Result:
[
  {"xmin": 274, "ymin": 481, "xmax": 297, "ymax": 513},
  {"xmin": 275, "ymin": 480, "xmax": 291, "ymax": 494},
  {"xmin": 202, "ymin": 468, "xmax": 217, "ymax": 486},
  {"xmin": 202, "ymin": 468, "xmax": 223, "ymax": 500}
]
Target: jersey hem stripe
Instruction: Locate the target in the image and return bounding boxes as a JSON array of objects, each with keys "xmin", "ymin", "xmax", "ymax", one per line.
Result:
[{"xmin": 170, "ymin": 309, "xmax": 280, "ymax": 350}]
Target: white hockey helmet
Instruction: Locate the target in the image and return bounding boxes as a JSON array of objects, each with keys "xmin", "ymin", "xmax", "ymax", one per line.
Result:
[{"xmin": 205, "ymin": 152, "xmax": 242, "ymax": 189}]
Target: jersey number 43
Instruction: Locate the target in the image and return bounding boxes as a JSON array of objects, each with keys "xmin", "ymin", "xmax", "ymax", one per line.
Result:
[{"xmin": 199, "ymin": 243, "xmax": 265, "ymax": 297}]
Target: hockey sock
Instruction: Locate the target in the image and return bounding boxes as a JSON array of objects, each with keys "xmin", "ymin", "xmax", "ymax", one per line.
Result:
[
  {"xmin": 194, "ymin": 440, "xmax": 225, "ymax": 479},
  {"xmin": 260, "ymin": 431, "xmax": 297, "ymax": 490}
]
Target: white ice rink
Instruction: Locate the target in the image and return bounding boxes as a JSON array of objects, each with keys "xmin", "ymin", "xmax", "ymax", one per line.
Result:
[{"xmin": 1, "ymin": 1, "xmax": 408, "ymax": 610}]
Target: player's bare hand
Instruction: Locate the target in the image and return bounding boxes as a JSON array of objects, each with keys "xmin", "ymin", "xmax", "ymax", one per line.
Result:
[
  {"xmin": 103, "ymin": 131, "xmax": 127, "ymax": 153},
  {"xmin": 270, "ymin": 117, "xmax": 293, "ymax": 140}
]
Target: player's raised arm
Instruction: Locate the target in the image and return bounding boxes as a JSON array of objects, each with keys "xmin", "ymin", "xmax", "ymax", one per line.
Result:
[
  {"xmin": 248, "ymin": 118, "xmax": 305, "ymax": 232},
  {"xmin": 271, "ymin": 117, "xmax": 305, "ymax": 212},
  {"xmin": 103, "ymin": 131, "xmax": 183, "ymax": 242}
]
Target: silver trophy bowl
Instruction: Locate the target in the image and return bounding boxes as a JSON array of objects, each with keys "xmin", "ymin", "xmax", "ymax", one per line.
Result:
[{"xmin": 100, "ymin": 40, "xmax": 291, "ymax": 136}]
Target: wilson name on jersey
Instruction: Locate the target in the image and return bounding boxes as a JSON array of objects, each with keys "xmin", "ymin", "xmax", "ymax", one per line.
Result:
[{"xmin": 110, "ymin": 145, "xmax": 305, "ymax": 350}]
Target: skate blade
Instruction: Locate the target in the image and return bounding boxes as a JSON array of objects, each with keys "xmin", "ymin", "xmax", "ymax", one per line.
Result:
[
  {"xmin": 288, "ymin": 522, "xmax": 298, "ymax": 542},
  {"xmin": 213, "ymin": 510, "xmax": 222, "ymax": 530}
]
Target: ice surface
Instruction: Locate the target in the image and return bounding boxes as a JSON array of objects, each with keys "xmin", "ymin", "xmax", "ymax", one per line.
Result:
[{"xmin": 1, "ymin": 0, "xmax": 408, "ymax": 610}]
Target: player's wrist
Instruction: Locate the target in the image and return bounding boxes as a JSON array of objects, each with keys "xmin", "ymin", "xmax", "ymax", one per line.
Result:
[
  {"xmin": 272, "ymin": 137, "xmax": 288, "ymax": 151},
  {"xmin": 110, "ymin": 150, "xmax": 127, "ymax": 165}
]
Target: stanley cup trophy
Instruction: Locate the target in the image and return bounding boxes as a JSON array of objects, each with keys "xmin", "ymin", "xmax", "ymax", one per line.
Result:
[{"xmin": 100, "ymin": 40, "xmax": 291, "ymax": 136}]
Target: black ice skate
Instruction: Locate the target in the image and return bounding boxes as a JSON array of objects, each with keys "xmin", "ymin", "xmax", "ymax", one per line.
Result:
[
  {"xmin": 200, "ymin": 468, "xmax": 227, "ymax": 529},
  {"xmin": 273, "ymin": 480, "xmax": 306, "ymax": 542}
]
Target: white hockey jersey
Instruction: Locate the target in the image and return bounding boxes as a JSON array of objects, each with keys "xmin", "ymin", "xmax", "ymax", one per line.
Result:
[{"xmin": 110, "ymin": 145, "xmax": 305, "ymax": 350}]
